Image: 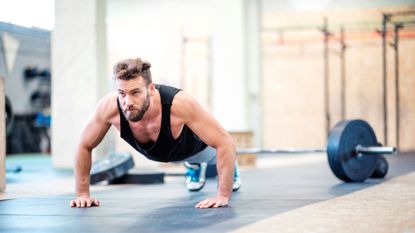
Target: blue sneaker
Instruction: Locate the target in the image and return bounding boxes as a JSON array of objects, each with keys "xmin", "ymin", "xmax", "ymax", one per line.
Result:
[
  {"xmin": 185, "ymin": 162, "xmax": 207, "ymax": 192},
  {"xmin": 184, "ymin": 162, "xmax": 241, "ymax": 192},
  {"xmin": 233, "ymin": 163, "xmax": 241, "ymax": 192}
]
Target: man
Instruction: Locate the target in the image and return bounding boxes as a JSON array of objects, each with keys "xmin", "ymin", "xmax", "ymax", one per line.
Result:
[{"xmin": 70, "ymin": 58, "xmax": 241, "ymax": 209}]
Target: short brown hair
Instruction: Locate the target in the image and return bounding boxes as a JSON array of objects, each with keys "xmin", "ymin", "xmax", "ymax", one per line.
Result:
[{"xmin": 113, "ymin": 58, "xmax": 152, "ymax": 85}]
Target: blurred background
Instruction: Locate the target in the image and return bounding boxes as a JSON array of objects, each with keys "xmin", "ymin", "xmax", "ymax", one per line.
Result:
[{"xmin": 0, "ymin": 0, "xmax": 414, "ymax": 170}]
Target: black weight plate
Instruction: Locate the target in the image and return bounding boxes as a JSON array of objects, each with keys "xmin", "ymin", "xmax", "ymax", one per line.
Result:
[
  {"xmin": 109, "ymin": 168, "xmax": 165, "ymax": 184},
  {"xmin": 370, "ymin": 155, "xmax": 389, "ymax": 178},
  {"xmin": 90, "ymin": 152, "xmax": 135, "ymax": 184},
  {"xmin": 327, "ymin": 119, "xmax": 379, "ymax": 182}
]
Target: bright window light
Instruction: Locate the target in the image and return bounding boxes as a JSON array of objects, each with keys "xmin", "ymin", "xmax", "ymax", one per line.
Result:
[
  {"xmin": 0, "ymin": 0, "xmax": 54, "ymax": 30},
  {"xmin": 288, "ymin": 0, "xmax": 331, "ymax": 11}
]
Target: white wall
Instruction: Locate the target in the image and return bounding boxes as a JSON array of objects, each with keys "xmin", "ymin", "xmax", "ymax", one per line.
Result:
[
  {"xmin": 210, "ymin": 0, "xmax": 248, "ymax": 131},
  {"xmin": 107, "ymin": 0, "xmax": 214, "ymax": 88}
]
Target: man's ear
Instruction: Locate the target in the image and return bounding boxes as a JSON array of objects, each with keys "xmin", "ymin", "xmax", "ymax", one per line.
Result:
[{"xmin": 148, "ymin": 83, "xmax": 155, "ymax": 95}]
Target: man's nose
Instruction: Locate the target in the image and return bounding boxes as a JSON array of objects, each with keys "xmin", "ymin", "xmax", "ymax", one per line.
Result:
[{"xmin": 124, "ymin": 95, "xmax": 133, "ymax": 107}]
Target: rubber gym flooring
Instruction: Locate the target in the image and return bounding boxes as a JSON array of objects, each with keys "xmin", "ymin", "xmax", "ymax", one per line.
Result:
[{"xmin": 1, "ymin": 153, "xmax": 415, "ymax": 233}]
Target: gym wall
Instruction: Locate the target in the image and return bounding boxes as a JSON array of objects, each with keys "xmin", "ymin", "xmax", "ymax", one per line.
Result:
[{"xmin": 261, "ymin": 5, "xmax": 415, "ymax": 151}]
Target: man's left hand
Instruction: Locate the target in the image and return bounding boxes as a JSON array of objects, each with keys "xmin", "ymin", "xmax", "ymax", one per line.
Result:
[{"xmin": 195, "ymin": 195, "xmax": 229, "ymax": 208}]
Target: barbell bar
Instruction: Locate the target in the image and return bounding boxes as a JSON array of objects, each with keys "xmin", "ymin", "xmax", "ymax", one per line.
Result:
[
  {"xmin": 237, "ymin": 148, "xmax": 325, "ymax": 154},
  {"xmin": 236, "ymin": 145, "xmax": 396, "ymax": 155},
  {"xmin": 354, "ymin": 145, "xmax": 397, "ymax": 155}
]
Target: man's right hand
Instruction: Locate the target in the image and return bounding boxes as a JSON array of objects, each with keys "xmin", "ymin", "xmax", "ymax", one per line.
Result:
[{"xmin": 70, "ymin": 195, "xmax": 100, "ymax": 208}]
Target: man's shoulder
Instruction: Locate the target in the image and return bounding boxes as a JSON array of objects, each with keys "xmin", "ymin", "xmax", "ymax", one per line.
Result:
[
  {"xmin": 95, "ymin": 91, "xmax": 119, "ymax": 121},
  {"xmin": 171, "ymin": 90, "xmax": 189, "ymax": 105},
  {"xmin": 171, "ymin": 91, "xmax": 199, "ymax": 116},
  {"xmin": 100, "ymin": 91, "xmax": 118, "ymax": 102},
  {"xmin": 156, "ymin": 84, "xmax": 181, "ymax": 91}
]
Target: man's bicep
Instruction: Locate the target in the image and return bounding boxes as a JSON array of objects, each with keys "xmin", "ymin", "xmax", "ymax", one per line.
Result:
[
  {"xmin": 78, "ymin": 114, "xmax": 111, "ymax": 151},
  {"xmin": 173, "ymin": 92, "xmax": 233, "ymax": 148},
  {"xmin": 78, "ymin": 94, "xmax": 116, "ymax": 151}
]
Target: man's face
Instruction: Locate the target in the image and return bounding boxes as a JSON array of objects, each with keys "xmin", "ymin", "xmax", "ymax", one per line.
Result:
[{"xmin": 116, "ymin": 76, "xmax": 152, "ymax": 122}]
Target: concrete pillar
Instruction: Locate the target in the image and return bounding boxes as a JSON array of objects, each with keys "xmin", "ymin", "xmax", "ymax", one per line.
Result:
[
  {"xmin": 0, "ymin": 77, "xmax": 5, "ymax": 192},
  {"xmin": 52, "ymin": 0, "xmax": 110, "ymax": 168},
  {"xmin": 211, "ymin": 0, "xmax": 262, "ymax": 143},
  {"xmin": 244, "ymin": 0, "xmax": 263, "ymax": 146},
  {"xmin": 211, "ymin": 0, "xmax": 247, "ymax": 131}
]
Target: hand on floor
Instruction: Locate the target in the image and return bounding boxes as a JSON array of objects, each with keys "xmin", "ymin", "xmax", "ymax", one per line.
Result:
[
  {"xmin": 195, "ymin": 195, "xmax": 229, "ymax": 208},
  {"xmin": 70, "ymin": 195, "xmax": 100, "ymax": 208}
]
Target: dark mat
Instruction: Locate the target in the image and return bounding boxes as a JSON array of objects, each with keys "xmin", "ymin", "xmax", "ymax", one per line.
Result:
[{"xmin": 1, "ymin": 153, "xmax": 414, "ymax": 233}]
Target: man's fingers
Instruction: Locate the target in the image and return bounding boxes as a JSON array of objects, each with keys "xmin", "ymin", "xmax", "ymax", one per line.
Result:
[
  {"xmin": 195, "ymin": 199, "xmax": 208, "ymax": 208},
  {"xmin": 196, "ymin": 199, "xmax": 214, "ymax": 209},
  {"xmin": 195, "ymin": 200, "xmax": 207, "ymax": 208},
  {"xmin": 195, "ymin": 201, "xmax": 203, "ymax": 208},
  {"xmin": 195, "ymin": 202, "xmax": 206, "ymax": 208},
  {"xmin": 86, "ymin": 199, "xmax": 92, "ymax": 207},
  {"xmin": 76, "ymin": 200, "xmax": 81, "ymax": 208},
  {"xmin": 195, "ymin": 197, "xmax": 229, "ymax": 209},
  {"xmin": 70, "ymin": 197, "xmax": 100, "ymax": 208},
  {"xmin": 91, "ymin": 198, "xmax": 100, "ymax": 206},
  {"xmin": 80, "ymin": 199, "xmax": 86, "ymax": 208},
  {"xmin": 199, "ymin": 200, "xmax": 210, "ymax": 208},
  {"xmin": 204, "ymin": 200, "xmax": 215, "ymax": 208},
  {"xmin": 92, "ymin": 199, "xmax": 100, "ymax": 206},
  {"xmin": 80, "ymin": 198, "xmax": 86, "ymax": 208},
  {"xmin": 213, "ymin": 201, "xmax": 227, "ymax": 208},
  {"xmin": 199, "ymin": 202, "xmax": 208, "ymax": 208}
]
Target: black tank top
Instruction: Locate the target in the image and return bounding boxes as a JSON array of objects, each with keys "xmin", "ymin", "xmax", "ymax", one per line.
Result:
[{"xmin": 117, "ymin": 84, "xmax": 208, "ymax": 162}]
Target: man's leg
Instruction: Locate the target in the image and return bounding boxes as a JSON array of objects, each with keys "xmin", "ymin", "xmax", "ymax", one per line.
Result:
[
  {"xmin": 183, "ymin": 146, "xmax": 241, "ymax": 192},
  {"xmin": 233, "ymin": 162, "xmax": 241, "ymax": 191},
  {"xmin": 184, "ymin": 146, "xmax": 216, "ymax": 191}
]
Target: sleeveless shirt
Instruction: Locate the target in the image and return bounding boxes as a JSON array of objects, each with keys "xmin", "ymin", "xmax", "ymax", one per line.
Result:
[{"xmin": 117, "ymin": 84, "xmax": 208, "ymax": 162}]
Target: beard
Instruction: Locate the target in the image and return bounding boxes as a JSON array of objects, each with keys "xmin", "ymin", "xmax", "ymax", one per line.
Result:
[{"xmin": 123, "ymin": 92, "xmax": 150, "ymax": 122}]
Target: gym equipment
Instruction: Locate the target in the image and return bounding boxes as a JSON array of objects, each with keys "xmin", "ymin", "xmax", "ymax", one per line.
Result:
[
  {"xmin": 327, "ymin": 120, "xmax": 388, "ymax": 182},
  {"xmin": 90, "ymin": 152, "xmax": 135, "ymax": 184},
  {"xmin": 109, "ymin": 168, "xmax": 165, "ymax": 184},
  {"xmin": 5, "ymin": 96, "xmax": 14, "ymax": 136},
  {"xmin": 238, "ymin": 120, "xmax": 395, "ymax": 182},
  {"xmin": 90, "ymin": 119, "xmax": 396, "ymax": 185},
  {"xmin": 370, "ymin": 155, "xmax": 389, "ymax": 178}
]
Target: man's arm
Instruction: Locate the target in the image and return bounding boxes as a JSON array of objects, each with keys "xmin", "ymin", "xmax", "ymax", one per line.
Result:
[
  {"xmin": 70, "ymin": 97, "xmax": 113, "ymax": 208},
  {"xmin": 172, "ymin": 92, "xmax": 237, "ymax": 208}
]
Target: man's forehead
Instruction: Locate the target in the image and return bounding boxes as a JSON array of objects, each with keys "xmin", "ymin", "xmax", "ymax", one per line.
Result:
[
  {"xmin": 117, "ymin": 86, "xmax": 144, "ymax": 92},
  {"xmin": 116, "ymin": 79, "xmax": 146, "ymax": 92}
]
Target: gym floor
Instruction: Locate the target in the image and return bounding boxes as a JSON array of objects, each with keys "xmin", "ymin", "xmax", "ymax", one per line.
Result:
[{"xmin": 1, "ymin": 153, "xmax": 415, "ymax": 233}]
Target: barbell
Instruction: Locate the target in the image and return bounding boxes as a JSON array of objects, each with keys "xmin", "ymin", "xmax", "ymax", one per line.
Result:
[
  {"xmin": 90, "ymin": 119, "xmax": 396, "ymax": 184},
  {"xmin": 238, "ymin": 119, "xmax": 396, "ymax": 182}
]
